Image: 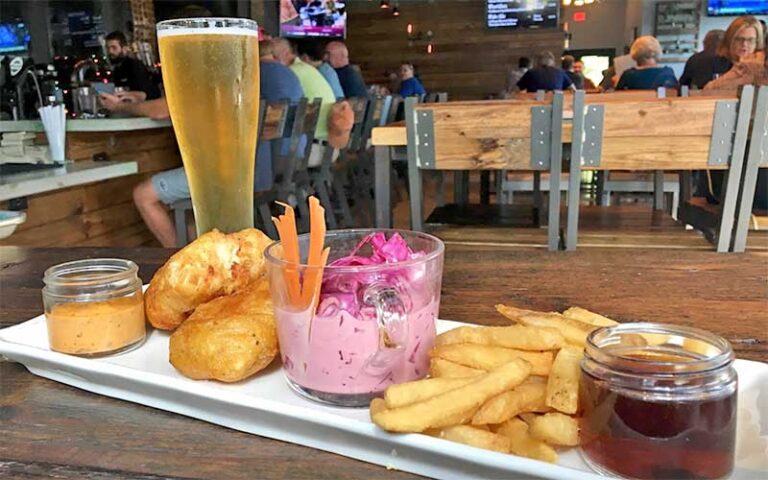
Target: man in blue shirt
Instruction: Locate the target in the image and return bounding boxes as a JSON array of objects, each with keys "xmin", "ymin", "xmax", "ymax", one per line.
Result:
[
  {"xmin": 398, "ymin": 63, "xmax": 427, "ymax": 97},
  {"xmin": 258, "ymin": 40, "xmax": 305, "ymax": 191},
  {"xmin": 325, "ymin": 41, "xmax": 369, "ymax": 98},
  {"xmin": 517, "ymin": 51, "xmax": 574, "ymax": 93}
]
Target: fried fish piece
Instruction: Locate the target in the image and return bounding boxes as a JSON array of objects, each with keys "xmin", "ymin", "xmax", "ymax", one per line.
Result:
[
  {"xmin": 145, "ymin": 228, "xmax": 273, "ymax": 330},
  {"xmin": 169, "ymin": 281, "xmax": 278, "ymax": 382}
]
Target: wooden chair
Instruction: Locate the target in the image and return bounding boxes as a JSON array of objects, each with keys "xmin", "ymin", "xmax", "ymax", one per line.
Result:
[
  {"xmin": 405, "ymin": 94, "xmax": 566, "ymax": 251},
  {"xmin": 732, "ymin": 85, "xmax": 768, "ymax": 252},
  {"xmin": 565, "ymin": 87, "xmax": 756, "ymax": 252},
  {"xmin": 254, "ymin": 98, "xmax": 315, "ymax": 234},
  {"xmin": 331, "ymin": 97, "xmax": 370, "ymax": 227}
]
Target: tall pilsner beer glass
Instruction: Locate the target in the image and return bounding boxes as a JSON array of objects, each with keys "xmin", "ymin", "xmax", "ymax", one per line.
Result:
[{"xmin": 157, "ymin": 18, "xmax": 260, "ymax": 234}]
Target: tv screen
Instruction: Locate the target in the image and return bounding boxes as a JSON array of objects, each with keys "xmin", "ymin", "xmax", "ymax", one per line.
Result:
[
  {"xmin": 486, "ymin": 0, "xmax": 559, "ymax": 29},
  {"xmin": 0, "ymin": 22, "xmax": 30, "ymax": 53},
  {"xmin": 707, "ymin": 0, "xmax": 768, "ymax": 15},
  {"xmin": 281, "ymin": 0, "xmax": 347, "ymax": 39}
]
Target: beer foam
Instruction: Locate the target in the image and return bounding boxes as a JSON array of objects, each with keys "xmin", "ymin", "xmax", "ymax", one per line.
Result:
[{"xmin": 157, "ymin": 26, "xmax": 258, "ymax": 38}]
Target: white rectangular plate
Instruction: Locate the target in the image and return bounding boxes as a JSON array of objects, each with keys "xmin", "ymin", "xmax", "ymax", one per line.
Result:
[{"xmin": 1, "ymin": 316, "xmax": 766, "ymax": 480}]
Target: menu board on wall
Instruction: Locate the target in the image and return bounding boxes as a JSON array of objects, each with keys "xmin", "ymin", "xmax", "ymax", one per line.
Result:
[{"xmin": 486, "ymin": 0, "xmax": 559, "ymax": 29}]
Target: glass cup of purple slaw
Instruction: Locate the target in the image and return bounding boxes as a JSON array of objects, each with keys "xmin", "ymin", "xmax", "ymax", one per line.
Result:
[{"xmin": 265, "ymin": 229, "xmax": 445, "ymax": 407}]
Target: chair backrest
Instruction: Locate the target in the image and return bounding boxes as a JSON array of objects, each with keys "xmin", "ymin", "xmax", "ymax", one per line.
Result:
[
  {"xmin": 360, "ymin": 95, "xmax": 392, "ymax": 145},
  {"xmin": 261, "ymin": 100, "xmax": 290, "ymax": 141},
  {"xmin": 271, "ymin": 98, "xmax": 308, "ymax": 188},
  {"xmin": 405, "ymin": 95, "xmax": 564, "ymax": 171},
  {"xmin": 387, "ymin": 95, "xmax": 402, "ymax": 124},
  {"xmin": 344, "ymin": 96, "xmax": 370, "ymax": 152},
  {"xmin": 424, "ymin": 92, "xmax": 448, "ymax": 103},
  {"xmin": 576, "ymin": 93, "xmax": 752, "ymax": 171},
  {"xmin": 295, "ymin": 97, "xmax": 322, "ymax": 172}
]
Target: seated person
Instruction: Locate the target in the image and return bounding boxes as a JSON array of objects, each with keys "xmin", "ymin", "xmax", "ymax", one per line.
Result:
[
  {"xmin": 704, "ymin": 51, "xmax": 767, "ymax": 90},
  {"xmin": 272, "ymin": 38, "xmax": 338, "ymax": 167},
  {"xmin": 398, "ymin": 63, "xmax": 426, "ymax": 97},
  {"xmin": 517, "ymin": 51, "xmax": 574, "ymax": 93},
  {"xmin": 129, "ymin": 41, "xmax": 304, "ymax": 248},
  {"xmin": 562, "ymin": 55, "xmax": 584, "ymax": 90},
  {"xmin": 296, "ymin": 39, "xmax": 345, "ymax": 100},
  {"xmin": 105, "ymin": 31, "xmax": 161, "ymax": 101},
  {"xmin": 325, "ymin": 41, "xmax": 369, "ymax": 98},
  {"xmin": 616, "ymin": 36, "xmax": 678, "ymax": 90},
  {"xmin": 680, "ymin": 29, "xmax": 731, "ymax": 90}
]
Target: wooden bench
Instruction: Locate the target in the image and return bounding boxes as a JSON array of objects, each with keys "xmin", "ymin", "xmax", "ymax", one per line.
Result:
[
  {"xmin": 565, "ymin": 87, "xmax": 756, "ymax": 252},
  {"xmin": 404, "ymin": 94, "xmax": 566, "ymax": 250}
]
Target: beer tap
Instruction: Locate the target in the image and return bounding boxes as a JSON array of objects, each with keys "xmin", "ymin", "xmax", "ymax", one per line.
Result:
[
  {"xmin": 71, "ymin": 58, "xmax": 98, "ymax": 86},
  {"xmin": 14, "ymin": 66, "xmax": 44, "ymax": 121}
]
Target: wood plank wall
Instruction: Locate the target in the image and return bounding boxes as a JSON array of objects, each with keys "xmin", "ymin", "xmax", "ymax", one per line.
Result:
[
  {"xmin": 0, "ymin": 128, "xmax": 181, "ymax": 248},
  {"xmin": 346, "ymin": 1, "xmax": 565, "ymax": 100}
]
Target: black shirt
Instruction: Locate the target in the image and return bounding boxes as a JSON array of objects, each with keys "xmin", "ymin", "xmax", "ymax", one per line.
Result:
[
  {"xmin": 334, "ymin": 65, "xmax": 369, "ymax": 98},
  {"xmin": 517, "ymin": 66, "xmax": 573, "ymax": 92},
  {"xmin": 679, "ymin": 52, "xmax": 732, "ymax": 90},
  {"xmin": 111, "ymin": 56, "xmax": 160, "ymax": 100}
]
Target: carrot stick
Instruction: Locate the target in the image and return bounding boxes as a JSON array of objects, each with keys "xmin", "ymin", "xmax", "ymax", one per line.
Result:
[
  {"xmin": 302, "ymin": 197, "xmax": 327, "ymax": 307},
  {"xmin": 272, "ymin": 203, "xmax": 301, "ymax": 305}
]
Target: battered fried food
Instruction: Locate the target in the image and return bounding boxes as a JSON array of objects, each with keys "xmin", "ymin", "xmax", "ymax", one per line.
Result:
[
  {"xmin": 169, "ymin": 281, "xmax": 278, "ymax": 382},
  {"xmin": 145, "ymin": 228, "xmax": 273, "ymax": 330}
]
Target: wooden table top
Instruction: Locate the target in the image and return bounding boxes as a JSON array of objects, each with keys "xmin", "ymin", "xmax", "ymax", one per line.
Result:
[{"xmin": 2, "ymin": 246, "xmax": 766, "ymax": 479}]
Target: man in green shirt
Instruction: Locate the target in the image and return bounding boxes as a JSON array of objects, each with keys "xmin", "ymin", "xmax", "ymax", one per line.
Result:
[{"xmin": 272, "ymin": 38, "xmax": 338, "ymax": 167}]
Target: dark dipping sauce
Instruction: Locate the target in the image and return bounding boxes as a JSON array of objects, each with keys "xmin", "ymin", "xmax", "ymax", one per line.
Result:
[{"xmin": 579, "ymin": 327, "xmax": 738, "ymax": 480}]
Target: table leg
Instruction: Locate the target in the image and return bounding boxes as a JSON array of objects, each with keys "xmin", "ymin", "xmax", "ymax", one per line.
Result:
[
  {"xmin": 653, "ymin": 170, "xmax": 664, "ymax": 210},
  {"xmin": 374, "ymin": 145, "xmax": 392, "ymax": 228},
  {"xmin": 480, "ymin": 171, "xmax": 490, "ymax": 205}
]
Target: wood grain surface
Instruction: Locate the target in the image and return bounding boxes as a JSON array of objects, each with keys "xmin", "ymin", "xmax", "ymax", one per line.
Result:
[
  {"xmin": 345, "ymin": 1, "xmax": 564, "ymax": 100},
  {"xmin": 1, "ymin": 246, "xmax": 766, "ymax": 479}
]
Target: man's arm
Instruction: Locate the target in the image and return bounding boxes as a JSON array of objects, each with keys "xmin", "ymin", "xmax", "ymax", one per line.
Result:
[{"xmin": 99, "ymin": 94, "xmax": 170, "ymax": 120}]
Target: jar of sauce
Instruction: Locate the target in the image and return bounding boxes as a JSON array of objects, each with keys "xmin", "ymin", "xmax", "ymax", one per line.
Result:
[
  {"xmin": 43, "ymin": 259, "xmax": 146, "ymax": 357},
  {"xmin": 579, "ymin": 323, "xmax": 737, "ymax": 480}
]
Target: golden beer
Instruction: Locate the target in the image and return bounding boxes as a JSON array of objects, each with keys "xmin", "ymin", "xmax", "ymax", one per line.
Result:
[{"xmin": 157, "ymin": 19, "xmax": 260, "ymax": 235}]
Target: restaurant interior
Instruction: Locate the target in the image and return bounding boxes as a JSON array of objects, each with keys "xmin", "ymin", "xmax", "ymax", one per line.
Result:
[{"xmin": 1, "ymin": 0, "xmax": 767, "ymax": 479}]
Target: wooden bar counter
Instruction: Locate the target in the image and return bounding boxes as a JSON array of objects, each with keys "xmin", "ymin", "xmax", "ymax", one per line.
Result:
[{"xmin": 0, "ymin": 118, "xmax": 181, "ymax": 247}]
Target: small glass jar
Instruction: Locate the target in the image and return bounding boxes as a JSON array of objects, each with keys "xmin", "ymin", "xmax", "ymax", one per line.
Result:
[
  {"xmin": 42, "ymin": 259, "xmax": 146, "ymax": 357},
  {"xmin": 580, "ymin": 323, "xmax": 737, "ymax": 480}
]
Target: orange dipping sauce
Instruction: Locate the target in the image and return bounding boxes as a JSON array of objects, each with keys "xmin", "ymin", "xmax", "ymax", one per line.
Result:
[{"xmin": 45, "ymin": 292, "xmax": 146, "ymax": 356}]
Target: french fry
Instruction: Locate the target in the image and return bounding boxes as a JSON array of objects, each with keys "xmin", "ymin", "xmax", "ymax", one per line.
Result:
[
  {"xmin": 472, "ymin": 381, "xmax": 549, "ymax": 425},
  {"xmin": 430, "ymin": 358, "xmax": 486, "ymax": 378},
  {"xmin": 431, "ymin": 344, "xmax": 553, "ymax": 376},
  {"xmin": 431, "ymin": 425, "xmax": 511, "ymax": 453},
  {"xmin": 493, "ymin": 305, "xmax": 546, "ymax": 322},
  {"xmin": 436, "ymin": 325, "xmax": 565, "ymax": 351},
  {"xmin": 546, "ymin": 346, "xmax": 583, "ymax": 414},
  {"xmin": 369, "ymin": 397, "xmax": 388, "ymax": 416},
  {"xmin": 528, "ymin": 412, "xmax": 580, "ymax": 446},
  {"xmin": 562, "ymin": 307, "xmax": 619, "ymax": 327},
  {"xmin": 385, "ymin": 377, "xmax": 477, "ymax": 409},
  {"xmin": 496, "ymin": 417, "xmax": 558, "ymax": 463},
  {"xmin": 371, "ymin": 359, "xmax": 532, "ymax": 433},
  {"xmin": 517, "ymin": 312, "xmax": 596, "ymax": 347}
]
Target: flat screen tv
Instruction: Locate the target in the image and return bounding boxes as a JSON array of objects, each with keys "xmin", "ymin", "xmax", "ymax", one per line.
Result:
[
  {"xmin": 280, "ymin": 0, "xmax": 346, "ymax": 39},
  {"xmin": 0, "ymin": 22, "xmax": 31, "ymax": 53},
  {"xmin": 707, "ymin": 0, "xmax": 768, "ymax": 15},
  {"xmin": 486, "ymin": 0, "xmax": 559, "ymax": 29}
]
